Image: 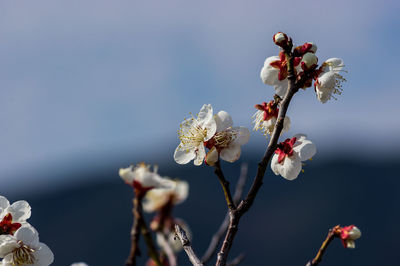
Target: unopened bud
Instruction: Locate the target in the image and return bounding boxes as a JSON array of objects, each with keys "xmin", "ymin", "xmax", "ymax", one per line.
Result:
[
  {"xmin": 273, "ymin": 32, "xmax": 288, "ymax": 47},
  {"xmin": 347, "ymin": 226, "xmax": 361, "ymax": 240},
  {"xmin": 306, "ymin": 42, "xmax": 317, "ymax": 53},
  {"xmin": 205, "ymin": 146, "xmax": 219, "ymax": 166},
  {"xmin": 301, "ymin": 52, "xmax": 318, "ymax": 70}
]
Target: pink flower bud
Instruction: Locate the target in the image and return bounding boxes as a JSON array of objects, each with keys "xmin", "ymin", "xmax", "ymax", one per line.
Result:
[{"xmin": 273, "ymin": 32, "xmax": 288, "ymax": 47}]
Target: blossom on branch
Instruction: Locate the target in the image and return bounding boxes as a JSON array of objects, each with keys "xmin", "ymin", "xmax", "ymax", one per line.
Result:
[
  {"xmin": 204, "ymin": 111, "xmax": 250, "ymax": 166},
  {"xmin": 271, "ymin": 134, "xmax": 316, "ymax": 180},
  {"xmin": 174, "ymin": 104, "xmax": 217, "ymax": 166},
  {"xmin": 0, "ymin": 196, "xmax": 31, "ymax": 236},
  {"xmin": 314, "ymin": 58, "xmax": 346, "ymax": 103},
  {"xmin": 0, "ymin": 225, "xmax": 54, "ymax": 266},
  {"xmin": 119, "ymin": 163, "xmax": 174, "ymax": 193},
  {"xmin": 252, "ymin": 100, "xmax": 290, "ymax": 137},
  {"xmin": 143, "ymin": 179, "xmax": 189, "ymax": 213},
  {"xmin": 339, "ymin": 225, "xmax": 362, "ymax": 249}
]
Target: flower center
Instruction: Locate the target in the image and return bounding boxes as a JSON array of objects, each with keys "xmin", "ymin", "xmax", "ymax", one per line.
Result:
[
  {"xmin": 178, "ymin": 116, "xmax": 207, "ymax": 151},
  {"xmin": 12, "ymin": 241, "xmax": 35, "ymax": 265},
  {"xmin": 0, "ymin": 213, "xmax": 21, "ymax": 235},
  {"xmin": 275, "ymin": 137, "xmax": 297, "ymax": 164},
  {"xmin": 255, "ymin": 101, "xmax": 279, "ymax": 121},
  {"xmin": 204, "ymin": 130, "xmax": 236, "ymax": 151}
]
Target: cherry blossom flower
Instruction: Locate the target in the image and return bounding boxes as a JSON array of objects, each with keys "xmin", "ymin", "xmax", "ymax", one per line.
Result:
[
  {"xmin": 252, "ymin": 100, "xmax": 290, "ymax": 137},
  {"xmin": 70, "ymin": 263, "xmax": 89, "ymax": 266},
  {"xmin": 314, "ymin": 58, "xmax": 346, "ymax": 103},
  {"xmin": 0, "ymin": 196, "xmax": 31, "ymax": 235},
  {"xmin": 143, "ymin": 179, "xmax": 189, "ymax": 213},
  {"xmin": 119, "ymin": 163, "xmax": 174, "ymax": 193},
  {"xmin": 174, "ymin": 104, "xmax": 217, "ymax": 166},
  {"xmin": 0, "ymin": 225, "xmax": 54, "ymax": 266},
  {"xmin": 339, "ymin": 225, "xmax": 362, "ymax": 249},
  {"xmin": 204, "ymin": 111, "xmax": 250, "ymax": 166},
  {"xmin": 260, "ymin": 52, "xmax": 301, "ymax": 97},
  {"xmin": 271, "ymin": 134, "xmax": 316, "ymax": 180}
]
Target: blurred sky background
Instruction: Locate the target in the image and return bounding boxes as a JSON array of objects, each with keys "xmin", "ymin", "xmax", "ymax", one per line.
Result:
[
  {"xmin": 1, "ymin": 0, "xmax": 399, "ymax": 192},
  {"xmin": 1, "ymin": 0, "xmax": 400, "ymax": 265}
]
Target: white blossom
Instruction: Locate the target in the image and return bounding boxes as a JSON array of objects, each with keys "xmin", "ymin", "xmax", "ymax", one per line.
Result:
[
  {"xmin": 0, "ymin": 225, "xmax": 54, "ymax": 266},
  {"xmin": 204, "ymin": 111, "xmax": 250, "ymax": 166},
  {"xmin": 143, "ymin": 179, "xmax": 189, "ymax": 213},
  {"xmin": 271, "ymin": 134, "xmax": 316, "ymax": 180},
  {"xmin": 0, "ymin": 196, "xmax": 31, "ymax": 236},
  {"xmin": 260, "ymin": 55, "xmax": 289, "ymax": 97},
  {"xmin": 70, "ymin": 263, "xmax": 89, "ymax": 266},
  {"xmin": 119, "ymin": 163, "xmax": 174, "ymax": 190},
  {"xmin": 314, "ymin": 58, "xmax": 346, "ymax": 103},
  {"xmin": 174, "ymin": 104, "xmax": 217, "ymax": 166},
  {"xmin": 252, "ymin": 101, "xmax": 290, "ymax": 137}
]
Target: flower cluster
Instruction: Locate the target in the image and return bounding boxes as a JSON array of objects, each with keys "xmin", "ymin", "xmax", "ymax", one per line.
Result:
[
  {"xmin": 0, "ymin": 196, "xmax": 54, "ymax": 266},
  {"xmin": 174, "ymin": 104, "xmax": 250, "ymax": 166},
  {"xmin": 252, "ymin": 99, "xmax": 290, "ymax": 137},
  {"xmin": 261, "ymin": 33, "xmax": 346, "ymax": 103}
]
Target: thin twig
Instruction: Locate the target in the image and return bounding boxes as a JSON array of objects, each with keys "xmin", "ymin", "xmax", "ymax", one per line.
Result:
[
  {"xmin": 126, "ymin": 195, "xmax": 143, "ymax": 266},
  {"xmin": 215, "ymin": 47, "xmax": 299, "ymax": 266},
  {"xmin": 306, "ymin": 225, "xmax": 341, "ymax": 266},
  {"xmin": 202, "ymin": 163, "xmax": 248, "ymax": 263},
  {"xmin": 157, "ymin": 232, "xmax": 177, "ymax": 266},
  {"xmin": 214, "ymin": 160, "xmax": 235, "ymax": 210},
  {"xmin": 227, "ymin": 253, "xmax": 245, "ymax": 266},
  {"xmin": 140, "ymin": 216, "xmax": 163, "ymax": 266},
  {"xmin": 175, "ymin": 224, "xmax": 204, "ymax": 266}
]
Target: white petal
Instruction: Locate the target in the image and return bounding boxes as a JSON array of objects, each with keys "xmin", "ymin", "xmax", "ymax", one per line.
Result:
[
  {"xmin": 70, "ymin": 263, "xmax": 89, "ymax": 266},
  {"xmin": 0, "ymin": 196, "xmax": 10, "ymax": 214},
  {"xmin": 33, "ymin": 242, "xmax": 54, "ymax": 266},
  {"xmin": 204, "ymin": 118, "xmax": 217, "ymax": 141},
  {"xmin": 194, "ymin": 145, "xmax": 206, "ymax": 166},
  {"xmin": 174, "ymin": 144, "xmax": 196, "ymax": 164},
  {"xmin": 6, "ymin": 200, "xmax": 31, "ymax": 222},
  {"xmin": 214, "ymin": 111, "xmax": 233, "ymax": 132},
  {"xmin": 14, "ymin": 225, "xmax": 39, "ymax": 247},
  {"xmin": 197, "ymin": 104, "xmax": 213, "ymax": 127},
  {"xmin": 205, "ymin": 146, "xmax": 219, "ymax": 166},
  {"xmin": 280, "ymin": 154, "xmax": 302, "ymax": 180},
  {"xmin": 274, "ymin": 79, "xmax": 289, "ymax": 97},
  {"xmin": 349, "ymin": 226, "xmax": 362, "ymax": 240},
  {"xmin": 118, "ymin": 166, "xmax": 135, "ymax": 184},
  {"xmin": 0, "ymin": 235, "xmax": 18, "ymax": 257},
  {"xmin": 260, "ymin": 56, "xmax": 280, "ymax": 85},
  {"xmin": 293, "ymin": 134, "xmax": 316, "ymax": 161},
  {"xmin": 231, "ymin": 127, "xmax": 250, "ymax": 146},
  {"xmin": 220, "ymin": 145, "xmax": 241, "ymax": 163},
  {"xmin": 270, "ymin": 154, "xmax": 280, "ymax": 176},
  {"xmin": 325, "ymin": 58, "xmax": 344, "ymax": 71},
  {"xmin": 271, "ymin": 153, "xmax": 302, "ymax": 180},
  {"xmin": 173, "ymin": 180, "xmax": 189, "ymax": 205}
]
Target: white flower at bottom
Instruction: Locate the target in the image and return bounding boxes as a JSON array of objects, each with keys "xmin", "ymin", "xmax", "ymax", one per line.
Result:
[
  {"xmin": 0, "ymin": 225, "xmax": 54, "ymax": 266},
  {"xmin": 119, "ymin": 163, "xmax": 174, "ymax": 191},
  {"xmin": 70, "ymin": 263, "xmax": 89, "ymax": 266},
  {"xmin": 174, "ymin": 104, "xmax": 217, "ymax": 166},
  {"xmin": 252, "ymin": 101, "xmax": 290, "ymax": 137},
  {"xmin": 143, "ymin": 179, "xmax": 189, "ymax": 213},
  {"xmin": 204, "ymin": 111, "xmax": 250, "ymax": 166},
  {"xmin": 271, "ymin": 134, "xmax": 316, "ymax": 180},
  {"xmin": 314, "ymin": 58, "xmax": 346, "ymax": 103}
]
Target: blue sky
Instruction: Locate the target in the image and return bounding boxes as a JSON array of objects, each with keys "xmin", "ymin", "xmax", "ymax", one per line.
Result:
[{"xmin": 0, "ymin": 0, "xmax": 399, "ymax": 188}]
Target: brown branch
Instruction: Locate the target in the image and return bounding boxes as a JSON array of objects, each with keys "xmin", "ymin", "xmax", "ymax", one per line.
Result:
[
  {"xmin": 175, "ymin": 224, "xmax": 204, "ymax": 266},
  {"xmin": 126, "ymin": 195, "xmax": 143, "ymax": 266},
  {"xmin": 215, "ymin": 48, "xmax": 299, "ymax": 266},
  {"xmin": 157, "ymin": 232, "xmax": 177, "ymax": 266},
  {"xmin": 202, "ymin": 163, "xmax": 248, "ymax": 263},
  {"xmin": 140, "ymin": 216, "xmax": 162, "ymax": 266},
  {"xmin": 306, "ymin": 225, "xmax": 341, "ymax": 266},
  {"xmin": 214, "ymin": 160, "xmax": 235, "ymax": 210},
  {"xmin": 227, "ymin": 253, "xmax": 245, "ymax": 266}
]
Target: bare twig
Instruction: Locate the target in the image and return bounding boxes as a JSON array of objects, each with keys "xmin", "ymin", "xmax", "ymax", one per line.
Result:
[
  {"xmin": 215, "ymin": 47, "xmax": 300, "ymax": 266},
  {"xmin": 126, "ymin": 195, "xmax": 143, "ymax": 266},
  {"xmin": 214, "ymin": 160, "xmax": 235, "ymax": 210},
  {"xmin": 157, "ymin": 232, "xmax": 177, "ymax": 266},
  {"xmin": 227, "ymin": 253, "xmax": 245, "ymax": 266},
  {"xmin": 175, "ymin": 224, "xmax": 204, "ymax": 266},
  {"xmin": 202, "ymin": 163, "xmax": 248, "ymax": 263},
  {"xmin": 140, "ymin": 217, "xmax": 163, "ymax": 266},
  {"xmin": 306, "ymin": 225, "xmax": 341, "ymax": 266}
]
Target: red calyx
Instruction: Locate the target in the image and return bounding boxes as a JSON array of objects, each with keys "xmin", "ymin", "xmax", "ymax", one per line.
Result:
[
  {"xmin": 294, "ymin": 42, "xmax": 314, "ymax": 56},
  {"xmin": 270, "ymin": 52, "xmax": 288, "ymax": 81},
  {"xmin": 0, "ymin": 213, "xmax": 21, "ymax": 235},
  {"xmin": 275, "ymin": 137, "xmax": 297, "ymax": 164},
  {"xmin": 254, "ymin": 100, "xmax": 279, "ymax": 121},
  {"xmin": 133, "ymin": 180, "xmax": 154, "ymax": 196}
]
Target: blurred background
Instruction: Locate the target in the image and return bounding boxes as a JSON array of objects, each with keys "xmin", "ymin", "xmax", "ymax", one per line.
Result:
[{"xmin": 0, "ymin": 0, "xmax": 399, "ymax": 265}]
